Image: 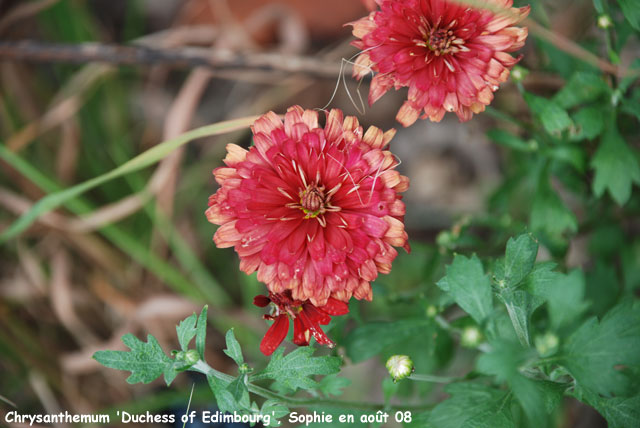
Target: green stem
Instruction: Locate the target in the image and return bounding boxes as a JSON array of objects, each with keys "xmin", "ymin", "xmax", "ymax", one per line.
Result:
[
  {"xmin": 191, "ymin": 361, "xmax": 430, "ymax": 412},
  {"xmin": 407, "ymin": 373, "xmax": 456, "ymax": 383}
]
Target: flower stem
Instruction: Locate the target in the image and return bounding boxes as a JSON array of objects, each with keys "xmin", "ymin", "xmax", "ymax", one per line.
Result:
[
  {"xmin": 407, "ymin": 373, "xmax": 456, "ymax": 383},
  {"xmin": 191, "ymin": 360, "xmax": 430, "ymax": 412}
]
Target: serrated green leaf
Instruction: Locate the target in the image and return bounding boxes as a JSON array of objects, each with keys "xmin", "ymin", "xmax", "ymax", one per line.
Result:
[
  {"xmin": 497, "ymin": 289, "xmax": 544, "ymax": 346},
  {"xmin": 438, "ymin": 255, "xmax": 492, "ymax": 324},
  {"xmin": 317, "ymin": 373, "xmax": 351, "ymax": 398},
  {"xmin": 592, "ymin": 394, "xmax": 640, "ymax": 428},
  {"xmin": 260, "ymin": 400, "xmax": 290, "ymax": 427},
  {"xmin": 561, "ymin": 301, "xmax": 640, "ymax": 396},
  {"xmin": 93, "ymin": 334, "xmax": 171, "ymax": 384},
  {"xmin": 226, "ymin": 375, "xmax": 250, "ymax": 410},
  {"xmin": 494, "ymin": 234, "xmax": 539, "ymax": 289},
  {"xmin": 477, "ymin": 341, "xmax": 561, "ymax": 425},
  {"xmin": 428, "ymin": 383, "xmax": 514, "ymax": 428},
  {"xmin": 525, "ymin": 265, "xmax": 588, "ymax": 329},
  {"xmin": 553, "ymin": 72, "xmax": 610, "ymax": 109},
  {"xmin": 617, "ymin": 0, "xmax": 640, "ymax": 30},
  {"xmin": 591, "ymin": 126, "xmax": 640, "ymax": 205},
  {"xmin": 252, "ymin": 347, "xmax": 341, "ymax": 392},
  {"xmin": 345, "ymin": 319, "xmax": 432, "ymax": 363},
  {"xmin": 176, "ymin": 313, "xmax": 197, "ymax": 352},
  {"xmin": 223, "ymin": 329, "xmax": 244, "ymax": 366},
  {"xmin": 206, "ymin": 375, "xmax": 237, "ymax": 414},
  {"xmin": 524, "ymin": 93, "xmax": 572, "ymax": 134},
  {"xmin": 196, "ymin": 305, "xmax": 208, "ymax": 360}
]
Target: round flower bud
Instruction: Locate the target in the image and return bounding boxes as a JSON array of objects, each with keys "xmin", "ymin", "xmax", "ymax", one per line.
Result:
[
  {"xmin": 511, "ymin": 66, "xmax": 529, "ymax": 83},
  {"xmin": 597, "ymin": 14, "xmax": 612, "ymax": 29},
  {"xmin": 426, "ymin": 305, "xmax": 438, "ymax": 318},
  {"xmin": 461, "ymin": 326, "xmax": 483, "ymax": 348},
  {"xmin": 184, "ymin": 349, "xmax": 200, "ymax": 365},
  {"xmin": 535, "ymin": 332, "xmax": 559, "ymax": 357},
  {"xmin": 386, "ymin": 355, "xmax": 414, "ymax": 382}
]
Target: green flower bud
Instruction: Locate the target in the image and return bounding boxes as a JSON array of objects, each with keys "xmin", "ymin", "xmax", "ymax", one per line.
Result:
[
  {"xmin": 386, "ymin": 355, "xmax": 414, "ymax": 382},
  {"xmin": 460, "ymin": 326, "xmax": 483, "ymax": 348},
  {"xmin": 511, "ymin": 66, "xmax": 528, "ymax": 83},
  {"xmin": 535, "ymin": 332, "xmax": 559, "ymax": 357},
  {"xmin": 238, "ymin": 363, "xmax": 253, "ymax": 374},
  {"xmin": 597, "ymin": 14, "xmax": 612, "ymax": 29},
  {"xmin": 426, "ymin": 305, "xmax": 438, "ymax": 318},
  {"xmin": 184, "ymin": 349, "xmax": 200, "ymax": 365}
]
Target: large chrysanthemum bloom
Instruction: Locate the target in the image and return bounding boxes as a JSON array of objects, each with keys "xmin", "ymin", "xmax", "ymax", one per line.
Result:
[
  {"xmin": 206, "ymin": 106, "xmax": 409, "ymax": 307},
  {"xmin": 349, "ymin": 0, "xmax": 530, "ymax": 125},
  {"xmin": 254, "ymin": 291, "xmax": 349, "ymax": 355}
]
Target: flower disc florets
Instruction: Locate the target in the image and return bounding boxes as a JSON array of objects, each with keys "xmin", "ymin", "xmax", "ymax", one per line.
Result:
[
  {"xmin": 350, "ymin": 0, "xmax": 530, "ymax": 125},
  {"xmin": 206, "ymin": 106, "xmax": 410, "ymax": 307}
]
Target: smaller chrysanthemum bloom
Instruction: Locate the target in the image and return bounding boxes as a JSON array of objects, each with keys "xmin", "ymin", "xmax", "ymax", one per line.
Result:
[
  {"xmin": 349, "ymin": 0, "xmax": 530, "ymax": 126},
  {"xmin": 254, "ymin": 291, "xmax": 349, "ymax": 355},
  {"xmin": 206, "ymin": 106, "xmax": 409, "ymax": 307}
]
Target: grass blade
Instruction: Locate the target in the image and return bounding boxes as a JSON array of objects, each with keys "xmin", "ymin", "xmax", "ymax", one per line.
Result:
[{"xmin": 0, "ymin": 115, "xmax": 258, "ymax": 243}]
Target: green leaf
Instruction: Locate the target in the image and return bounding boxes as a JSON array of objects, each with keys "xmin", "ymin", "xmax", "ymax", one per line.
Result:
[
  {"xmin": 546, "ymin": 145, "xmax": 587, "ymax": 172},
  {"xmin": 226, "ymin": 375, "xmax": 250, "ymax": 410},
  {"xmin": 317, "ymin": 374, "xmax": 351, "ymax": 398},
  {"xmin": 561, "ymin": 301, "xmax": 640, "ymax": 396},
  {"xmin": 93, "ymin": 334, "xmax": 171, "ymax": 384},
  {"xmin": 571, "ymin": 106, "xmax": 605, "ymax": 140},
  {"xmin": 477, "ymin": 341, "xmax": 562, "ymax": 425},
  {"xmin": 494, "ymin": 234, "xmax": 539, "ymax": 289},
  {"xmin": 591, "ymin": 394, "xmax": 640, "ymax": 428},
  {"xmin": 528, "ymin": 267, "xmax": 588, "ymax": 330},
  {"xmin": 207, "ymin": 375, "xmax": 238, "ymax": 414},
  {"xmin": 497, "ymin": 289, "xmax": 544, "ymax": 346},
  {"xmin": 437, "ymin": 255, "xmax": 493, "ymax": 324},
  {"xmin": 617, "ymin": 0, "xmax": 640, "ymax": 30},
  {"xmin": 0, "ymin": 116, "xmax": 258, "ymax": 243},
  {"xmin": 345, "ymin": 319, "xmax": 432, "ymax": 363},
  {"xmin": 553, "ymin": 72, "xmax": 610, "ymax": 109},
  {"xmin": 176, "ymin": 313, "xmax": 197, "ymax": 352},
  {"xmin": 260, "ymin": 400, "xmax": 290, "ymax": 427},
  {"xmin": 591, "ymin": 126, "xmax": 640, "ymax": 205},
  {"xmin": 428, "ymin": 383, "xmax": 514, "ymax": 428},
  {"xmin": 223, "ymin": 329, "xmax": 244, "ymax": 366},
  {"xmin": 524, "ymin": 93, "xmax": 572, "ymax": 134},
  {"xmin": 196, "ymin": 305, "xmax": 208, "ymax": 360},
  {"xmin": 252, "ymin": 347, "xmax": 341, "ymax": 392},
  {"xmin": 530, "ymin": 176, "xmax": 578, "ymax": 236},
  {"xmin": 487, "ymin": 129, "xmax": 535, "ymax": 152}
]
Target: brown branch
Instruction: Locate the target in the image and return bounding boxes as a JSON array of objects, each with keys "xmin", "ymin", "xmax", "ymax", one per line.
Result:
[{"xmin": 0, "ymin": 40, "xmax": 344, "ymax": 79}]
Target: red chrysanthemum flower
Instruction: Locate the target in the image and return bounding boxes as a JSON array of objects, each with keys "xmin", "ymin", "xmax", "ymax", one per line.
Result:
[
  {"xmin": 350, "ymin": 0, "xmax": 530, "ymax": 125},
  {"xmin": 254, "ymin": 291, "xmax": 349, "ymax": 355},
  {"xmin": 206, "ymin": 106, "xmax": 409, "ymax": 307}
]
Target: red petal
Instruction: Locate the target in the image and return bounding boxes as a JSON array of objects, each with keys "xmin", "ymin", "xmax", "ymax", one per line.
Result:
[
  {"xmin": 293, "ymin": 316, "xmax": 310, "ymax": 346},
  {"xmin": 253, "ymin": 295, "xmax": 271, "ymax": 307},
  {"xmin": 302, "ymin": 303, "xmax": 331, "ymax": 325},
  {"xmin": 298, "ymin": 311, "xmax": 334, "ymax": 347},
  {"xmin": 321, "ymin": 298, "xmax": 350, "ymax": 316},
  {"xmin": 260, "ymin": 315, "xmax": 289, "ymax": 356}
]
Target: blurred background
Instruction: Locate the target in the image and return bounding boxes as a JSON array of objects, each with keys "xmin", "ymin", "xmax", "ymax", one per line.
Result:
[{"xmin": 0, "ymin": 0, "xmax": 632, "ymax": 427}]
